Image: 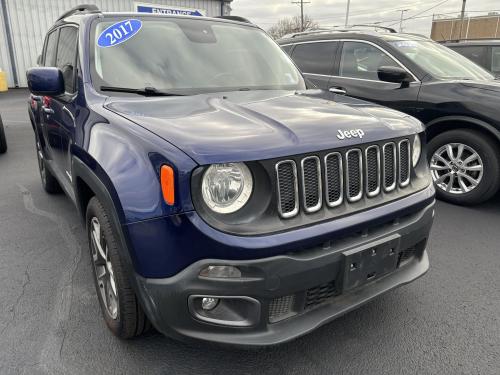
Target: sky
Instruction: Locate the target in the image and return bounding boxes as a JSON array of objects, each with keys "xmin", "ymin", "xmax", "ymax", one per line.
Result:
[{"xmin": 230, "ymin": 0, "xmax": 500, "ymax": 36}]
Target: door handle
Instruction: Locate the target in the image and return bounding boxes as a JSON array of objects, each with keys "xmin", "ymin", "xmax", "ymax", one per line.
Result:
[
  {"xmin": 63, "ymin": 106, "xmax": 76, "ymax": 126},
  {"xmin": 329, "ymin": 87, "xmax": 347, "ymax": 95},
  {"xmin": 42, "ymin": 106, "xmax": 54, "ymax": 115}
]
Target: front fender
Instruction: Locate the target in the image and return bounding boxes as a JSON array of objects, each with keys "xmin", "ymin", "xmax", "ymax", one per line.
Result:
[{"xmin": 78, "ymin": 116, "xmax": 198, "ymax": 223}]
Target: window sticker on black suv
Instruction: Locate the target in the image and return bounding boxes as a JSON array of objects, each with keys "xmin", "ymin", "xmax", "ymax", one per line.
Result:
[{"xmin": 97, "ymin": 19, "xmax": 142, "ymax": 48}]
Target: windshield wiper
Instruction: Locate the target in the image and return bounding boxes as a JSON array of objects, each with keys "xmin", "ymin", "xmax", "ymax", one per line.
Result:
[{"xmin": 100, "ymin": 86, "xmax": 184, "ymax": 96}]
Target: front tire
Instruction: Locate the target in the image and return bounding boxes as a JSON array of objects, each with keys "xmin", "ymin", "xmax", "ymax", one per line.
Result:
[
  {"xmin": 86, "ymin": 197, "xmax": 151, "ymax": 339},
  {"xmin": 428, "ymin": 129, "xmax": 500, "ymax": 205},
  {"xmin": 0, "ymin": 116, "xmax": 7, "ymax": 154}
]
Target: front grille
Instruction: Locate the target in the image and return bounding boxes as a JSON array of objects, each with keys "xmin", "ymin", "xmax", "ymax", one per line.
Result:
[
  {"xmin": 305, "ymin": 281, "xmax": 338, "ymax": 310},
  {"xmin": 276, "ymin": 138, "xmax": 413, "ymax": 219}
]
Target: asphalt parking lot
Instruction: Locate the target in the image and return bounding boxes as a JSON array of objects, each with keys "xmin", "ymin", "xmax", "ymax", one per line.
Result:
[{"xmin": 0, "ymin": 88, "xmax": 499, "ymax": 375}]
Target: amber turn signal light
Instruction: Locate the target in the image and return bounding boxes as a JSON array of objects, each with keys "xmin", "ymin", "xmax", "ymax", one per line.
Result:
[{"xmin": 160, "ymin": 165, "xmax": 175, "ymax": 205}]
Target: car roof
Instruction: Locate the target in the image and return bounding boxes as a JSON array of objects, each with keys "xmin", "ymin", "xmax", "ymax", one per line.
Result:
[
  {"xmin": 443, "ymin": 39, "xmax": 500, "ymax": 46},
  {"xmin": 278, "ymin": 29, "xmax": 430, "ymax": 45}
]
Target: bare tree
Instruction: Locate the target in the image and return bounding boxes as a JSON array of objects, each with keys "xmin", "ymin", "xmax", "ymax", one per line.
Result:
[{"xmin": 267, "ymin": 15, "xmax": 319, "ymax": 39}]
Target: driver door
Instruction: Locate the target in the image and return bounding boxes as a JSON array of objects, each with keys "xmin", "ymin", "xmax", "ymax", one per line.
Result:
[{"xmin": 329, "ymin": 41, "xmax": 420, "ymax": 116}]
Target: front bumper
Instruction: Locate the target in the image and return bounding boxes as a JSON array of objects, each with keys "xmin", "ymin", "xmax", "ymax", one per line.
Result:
[{"xmin": 134, "ymin": 200, "xmax": 434, "ymax": 346}]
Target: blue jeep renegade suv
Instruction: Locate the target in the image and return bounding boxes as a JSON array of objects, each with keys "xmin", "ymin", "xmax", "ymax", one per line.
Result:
[{"xmin": 27, "ymin": 5, "xmax": 435, "ymax": 346}]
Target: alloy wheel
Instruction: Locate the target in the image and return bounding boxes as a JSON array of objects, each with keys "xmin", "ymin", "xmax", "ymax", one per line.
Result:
[
  {"xmin": 430, "ymin": 143, "xmax": 483, "ymax": 195},
  {"xmin": 90, "ymin": 217, "xmax": 119, "ymax": 320},
  {"xmin": 36, "ymin": 142, "xmax": 47, "ymax": 185}
]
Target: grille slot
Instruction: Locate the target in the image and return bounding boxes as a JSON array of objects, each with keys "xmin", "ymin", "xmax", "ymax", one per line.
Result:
[
  {"xmin": 275, "ymin": 138, "xmax": 411, "ymax": 219},
  {"xmin": 399, "ymin": 140, "xmax": 410, "ymax": 187},
  {"xmin": 276, "ymin": 160, "xmax": 299, "ymax": 218},
  {"xmin": 383, "ymin": 142, "xmax": 397, "ymax": 191},
  {"xmin": 324, "ymin": 152, "xmax": 343, "ymax": 207},
  {"xmin": 301, "ymin": 156, "xmax": 322, "ymax": 213},
  {"xmin": 305, "ymin": 281, "xmax": 338, "ymax": 310},
  {"xmin": 365, "ymin": 145, "xmax": 381, "ymax": 197},
  {"xmin": 346, "ymin": 149, "xmax": 363, "ymax": 202}
]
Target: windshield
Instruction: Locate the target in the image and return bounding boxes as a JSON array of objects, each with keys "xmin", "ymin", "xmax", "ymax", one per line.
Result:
[
  {"xmin": 389, "ymin": 40, "xmax": 494, "ymax": 81},
  {"xmin": 91, "ymin": 17, "xmax": 305, "ymax": 94}
]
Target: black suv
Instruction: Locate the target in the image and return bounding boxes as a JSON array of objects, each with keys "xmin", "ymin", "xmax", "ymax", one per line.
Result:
[
  {"xmin": 279, "ymin": 28, "xmax": 500, "ymax": 205},
  {"xmin": 444, "ymin": 40, "xmax": 500, "ymax": 77}
]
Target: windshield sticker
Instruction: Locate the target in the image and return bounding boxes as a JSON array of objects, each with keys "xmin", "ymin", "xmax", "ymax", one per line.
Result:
[{"xmin": 97, "ymin": 19, "xmax": 142, "ymax": 48}]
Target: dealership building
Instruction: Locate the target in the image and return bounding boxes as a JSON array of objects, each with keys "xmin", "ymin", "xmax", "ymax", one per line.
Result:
[
  {"xmin": 0, "ymin": 0, "xmax": 233, "ymax": 87},
  {"xmin": 431, "ymin": 13, "xmax": 500, "ymax": 42}
]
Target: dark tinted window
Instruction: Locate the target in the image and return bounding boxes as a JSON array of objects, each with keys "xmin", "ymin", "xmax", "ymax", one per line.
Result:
[
  {"xmin": 291, "ymin": 42, "xmax": 337, "ymax": 75},
  {"xmin": 491, "ymin": 47, "xmax": 500, "ymax": 74},
  {"xmin": 340, "ymin": 41, "xmax": 399, "ymax": 81},
  {"xmin": 281, "ymin": 44, "xmax": 293, "ymax": 54},
  {"xmin": 56, "ymin": 27, "xmax": 78, "ymax": 93},
  {"xmin": 450, "ymin": 46, "xmax": 487, "ymax": 68},
  {"xmin": 44, "ymin": 30, "xmax": 59, "ymax": 67}
]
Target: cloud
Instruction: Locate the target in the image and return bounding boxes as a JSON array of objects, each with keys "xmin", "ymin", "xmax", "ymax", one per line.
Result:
[{"xmin": 231, "ymin": 0, "xmax": 500, "ymax": 35}]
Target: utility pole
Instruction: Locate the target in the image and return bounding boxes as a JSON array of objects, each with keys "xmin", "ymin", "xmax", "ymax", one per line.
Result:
[
  {"xmin": 458, "ymin": 0, "xmax": 466, "ymax": 40},
  {"xmin": 292, "ymin": 0, "xmax": 311, "ymax": 31},
  {"xmin": 345, "ymin": 0, "xmax": 350, "ymax": 27},
  {"xmin": 398, "ymin": 9, "xmax": 410, "ymax": 33}
]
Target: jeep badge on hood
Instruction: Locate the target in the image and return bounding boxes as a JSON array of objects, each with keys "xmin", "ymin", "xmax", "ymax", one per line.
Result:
[{"xmin": 337, "ymin": 129, "xmax": 365, "ymax": 140}]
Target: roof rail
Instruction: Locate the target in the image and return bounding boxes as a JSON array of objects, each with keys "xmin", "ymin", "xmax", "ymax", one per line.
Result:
[
  {"xmin": 282, "ymin": 24, "xmax": 397, "ymax": 39},
  {"xmin": 351, "ymin": 24, "xmax": 397, "ymax": 33},
  {"xmin": 282, "ymin": 28, "xmax": 333, "ymax": 39},
  {"xmin": 216, "ymin": 15, "xmax": 252, "ymax": 24},
  {"xmin": 56, "ymin": 4, "xmax": 100, "ymax": 22}
]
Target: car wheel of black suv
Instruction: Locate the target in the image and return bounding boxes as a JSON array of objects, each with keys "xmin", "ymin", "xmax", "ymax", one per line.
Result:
[
  {"xmin": 0, "ymin": 116, "xmax": 7, "ymax": 154},
  {"xmin": 86, "ymin": 197, "xmax": 151, "ymax": 339},
  {"xmin": 35, "ymin": 139, "xmax": 62, "ymax": 194},
  {"xmin": 428, "ymin": 129, "xmax": 500, "ymax": 205}
]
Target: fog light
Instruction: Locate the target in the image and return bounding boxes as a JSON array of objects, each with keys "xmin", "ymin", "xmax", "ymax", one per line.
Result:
[
  {"xmin": 201, "ymin": 297, "xmax": 219, "ymax": 311},
  {"xmin": 199, "ymin": 265, "xmax": 242, "ymax": 279}
]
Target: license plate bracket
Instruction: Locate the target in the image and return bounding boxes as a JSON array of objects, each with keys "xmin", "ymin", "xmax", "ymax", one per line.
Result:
[{"xmin": 342, "ymin": 236, "xmax": 400, "ymax": 292}]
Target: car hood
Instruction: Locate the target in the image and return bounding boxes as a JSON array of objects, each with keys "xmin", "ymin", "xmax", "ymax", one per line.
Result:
[{"xmin": 104, "ymin": 90, "xmax": 422, "ymax": 165}]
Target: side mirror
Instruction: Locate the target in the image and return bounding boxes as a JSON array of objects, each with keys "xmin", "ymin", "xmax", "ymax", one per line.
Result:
[
  {"xmin": 26, "ymin": 67, "xmax": 65, "ymax": 96},
  {"xmin": 377, "ymin": 66, "xmax": 412, "ymax": 84}
]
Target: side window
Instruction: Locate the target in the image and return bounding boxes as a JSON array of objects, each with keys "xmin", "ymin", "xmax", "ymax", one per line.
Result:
[
  {"xmin": 43, "ymin": 30, "xmax": 59, "ymax": 67},
  {"xmin": 56, "ymin": 27, "xmax": 78, "ymax": 93},
  {"xmin": 451, "ymin": 46, "xmax": 487, "ymax": 68},
  {"xmin": 491, "ymin": 47, "xmax": 500, "ymax": 74},
  {"xmin": 281, "ymin": 44, "xmax": 293, "ymax": 55},
  {"xmin": 291, "ymin": 42, "xmax": 337, "ymax": 76},
  {"xmin": 339, "ymin": 41, "xmax": 400, "ymax": 81}
]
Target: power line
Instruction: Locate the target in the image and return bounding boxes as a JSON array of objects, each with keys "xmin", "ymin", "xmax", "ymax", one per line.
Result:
[{"xmin": 386, "ymin": 0, "xmax": 451, "ymax": 27}]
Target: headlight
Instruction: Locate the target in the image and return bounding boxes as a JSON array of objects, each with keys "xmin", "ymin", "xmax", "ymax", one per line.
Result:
[
  {"xmin": 412, "ymin": 135, "xmax": 422, "ymax": 167},
  {"xmin": 201, "ymin": 163, "xmax": 253, "ymax": 214}
]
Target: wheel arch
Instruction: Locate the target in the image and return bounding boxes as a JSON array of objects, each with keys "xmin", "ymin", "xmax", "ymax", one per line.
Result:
[
  {"xmin": 71, "ymin": 154, "xmax": 137, "ymax": 275},
  {"xmin": 425, "ymin": 116, "xmax": 500, "ymax": 148}
]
